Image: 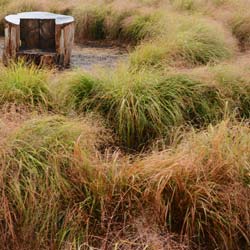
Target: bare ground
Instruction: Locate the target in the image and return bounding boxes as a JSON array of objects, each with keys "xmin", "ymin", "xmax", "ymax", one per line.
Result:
[{"xmin": 0, "ymin": 37, "xmax": 128, "ymax": 70}]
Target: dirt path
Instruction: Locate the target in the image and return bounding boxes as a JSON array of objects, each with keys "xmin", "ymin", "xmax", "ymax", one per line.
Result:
[
  {"xmin": 0, "ymin": 38, "xmax": 128, "ymax": 70},
  {"xmin": 71, "ymin": 42, "xmax": 128, "ymax": 70}
]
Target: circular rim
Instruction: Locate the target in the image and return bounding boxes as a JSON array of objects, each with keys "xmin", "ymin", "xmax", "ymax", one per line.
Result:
[{"xmin": 5, "ymin": 11, "xmax": 74, "ymax": 25}]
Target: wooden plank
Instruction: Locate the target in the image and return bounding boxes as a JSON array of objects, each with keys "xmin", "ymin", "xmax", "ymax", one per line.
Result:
[
  {"xmin": 63, "ymin": 22, "xmax": 74, "ymax": 67},
  {"xmin": 3, "ymin": 23, "xmax": 11, "ymax": 64},
  {"xmin": 39, "ymin": 19, "xmax": 55, "ymax": 51},
  {"xmin": 10, "ymin": 25, "xmax": 18, "ymax": 58},
  {"xmin": 16, "ymin": 23, "xmax": 20, "ymax": 52},
  {"xmin": 20, "ymin": 19, "xmax": 40, "ymax": 50}
]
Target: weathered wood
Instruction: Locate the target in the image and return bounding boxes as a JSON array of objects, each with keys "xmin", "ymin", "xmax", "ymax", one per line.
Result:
[
  {"xmin": 63, "ymin": 22, "xmax": 74, "ymax": 67},
  {"xmin": 3, "ymin": 12, "xmax": 74, "ymax": 68},
  {"xmin": 40, "ymin": 19, "xmax": 55, "ymax": 50},
  {"xmin": 17, "ymin": 50, "xmax": 57, "ymax": 67},
  {"xmin": 3, "ymin": 23, "xmax": 10, "ymax": 64},
  {"xmin": 3, "ymin": 22, "xmax": 20, "ymax": 65},
  {"xmin": 20, "ymin": 19, "xmax": 40, "ymax": 50}
]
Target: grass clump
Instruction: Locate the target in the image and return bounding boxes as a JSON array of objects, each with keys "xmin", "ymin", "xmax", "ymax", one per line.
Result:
[
  {"xmin": 120, "ymin": 11, "xmax": 163, "ymax": 42},
  {"xmin": 73, "ymin": 4, "xmax": 163, "ymax": 42},
  {"xmin": 0, "ymin": 114, "xmax": 189, "ymax": 249},
  {"xmin": 1, "ymin": 116, "xmax": 249, "ymax": 249},
  {"xmin": 130, "ymin": 16, "xmax": 235, "ymax": 68},
  {"xmin": 130, "ymin": 120, "xmax": 250, "ymax": 249},
  {"xmin": 54, "ymin": 70, "xmax": 100, "ymax": 112},
  {"xmin": 0, "ymin": 62, "xmax": 51, "ymax": 109},
  {"xmin": 230, "ymin": 12, "xmax": 250, "ymax": 50},
  {"xmin": 58, "ymin": 69, "xmax": 174, "ymax": 148},
  {"xmin": 9, "ymin": 115, "xmax": 105, "ymax": 157},
  {"xmin": 212, "ymin": 64, "xmax": 250, "ymax": 118},
  {"xmin": 73, "ymin": 4, "xmax": 109, "ymax": 40},
  {"xmin": 0, "ymin": 115, "xmax": 109, "ymax": 249},
  {"xmin": 105, "ymin": 9, "xmax": 133, "ymax": 40},
  {"xmin": 174, "ymin": 19, "xmax": 234, "ymax": 65},
  {"xmin": 57, "ymin": 68, "xmax": 223, "ymax": 149},
  {"xmin": 162, "ymin": 75, "xmax": 224, "ymax": 125},
  {"xmin": 170, "ymin": 0, "xmax": 203, "ymax": 11}
]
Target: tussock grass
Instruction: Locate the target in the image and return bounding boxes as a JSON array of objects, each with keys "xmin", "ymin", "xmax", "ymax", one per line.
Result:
[
  {"xmin": 173, "ymin": 18, "xmax": 235, "ymax": 65},
  {"xmin": 0, "ymin": 115, "xmax": 110, "ymax": 249},
  {"xmin": 120, "ymin": 11, "xmax": 163, "ymax": 42},
  {"xmin": 171, "ymin": 59, "xmax": 250, "ymax": 121},
  {"xmin": 164, "ymin": 75, "xmax": 224, "ymax": 125},
  {"xmin": 0, "ymin": 0, "xmax": 72, "ymax": 13},
  {"xmin": 129, "ymin": 120, "xmax": 250, "ymax": 249},
  {"xmin": 130, "ymin": 15, "xmax": 236, "ymax": 68},
  {"xmin": 73, "ymin": 4, "xmax": 109, "ymax": 40},
  {"xmin": 170, "ymin": 0, "xmax": 204, "ymax": 11},
  {"xmin": 72, "ymin": 3, "xmax": 163, "ymax": 42},
  {"xmin": 0, "ymin": 113, "xmax": 186, "ymax": 249},
  {"xmin": 0, "ymin": 62, "xmax": 51, "ymax": 109},
  {"xmin": 230, "ymin": 12, "xmax": 250, "ymax": 50},
  {"xmin": 175, "ymin": 0, "xmax": 250, "ymax": 51},
  {"xmin": 0, "ymin": 1, "xmax": 250, "ymax": 249},
  {"xmin": 0, "ymin": 0, "xmax": 243, "ymax": 53},
  {"xmin": 104, "ymin": 8, "xmax": 134, "ymax": 40},
  {"xmin": 1, "ymin": 116, "xmax": 249, "ymax": 249},
  {"xmin": 212, "ymin": 64, "xmax": 250, "ymax": 118},
  {"xmin": 129, "ymin": 42, "xmax": 167, "ymax": 68},
  {"xmin": 57, "ymin": 68, "xmax": 174, "ymax": 148},
  {"xmin": 57, "ymin": 68, "xmax": 224, "ymax": 149},
  {"xmin": 53, "ymin": 69, "xmax": 100, "ymax": 112}
]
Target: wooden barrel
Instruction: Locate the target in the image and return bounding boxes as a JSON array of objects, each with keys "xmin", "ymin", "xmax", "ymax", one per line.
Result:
[{"xmin": 3, "ymin": 12, "xmax": 75, "ymax": 68}]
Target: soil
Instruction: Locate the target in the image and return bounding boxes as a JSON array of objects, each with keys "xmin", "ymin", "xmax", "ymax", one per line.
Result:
[
  {"xmin": 0, "ymin": 38, "xmax": 128, "ymax": 70},
  {"xmin": 71, "ymin": 42, "xmax": 128, "ymax": 70}
]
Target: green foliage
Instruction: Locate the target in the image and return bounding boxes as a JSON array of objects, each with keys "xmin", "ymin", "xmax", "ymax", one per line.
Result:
[
  {"xmin": 57, "ymin": 68, "xmax": 224, "ymax": 149},
  {"xmin": 230, "ymin": 13, "xmax": 250, "ymax": 50},
  {"xmin": 170, "ymin": 0, "xmax": 228, "ymax": 10},
  {"xmin": 130, "ymin": 16, "xmax": 235, "ymax": 68},
  {"xmin": 129, "ymin": 41, "xmax": 167, "ymax": 68},
  {"xmin": 73, "ymin": 4, "xmax": 162, "ymax": 42},
  {"xmin": 159, "ymin": 75, "xmax": 224, "ymax": 125},
  {"xmin": 54, "ymin": 70, "xmax": 100, "ymax": 111},
  {"xmin": 0, "ymin": 62, "xmax": 51, "ymax": 109},
  {"xmin": 0, "ymin": 0, "xmax": 250, "ymax": 249},
  {"xmin": 213, "ymin": 65, "xmax": 250, "ymax": 118},
  {"xmin": 120, "ymin": 12, "xmax": 163, "ymax": 42},
  {"xmin": 59, "ymin": 69, "xmax": 174, "ymax": 148},
  {"xmin": 105, "ymin": 9, "xmax": 133, "ymax": 40},
  {"xmin": 73, "ymin": 5, "xmax": 109, "ymax": 40},
  {"xmin": 175, "ymin": 20, "xmax": 233, "ymax": 64}
]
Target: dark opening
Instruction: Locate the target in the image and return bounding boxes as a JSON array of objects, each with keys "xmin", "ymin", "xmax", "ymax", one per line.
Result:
[{"xmin": 20, "ymin": 19, "xmax": 56, "ymax": 52}]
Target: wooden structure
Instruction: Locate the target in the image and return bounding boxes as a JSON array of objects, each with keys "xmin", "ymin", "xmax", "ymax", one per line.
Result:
[{"xmin": 3, "ymin": 12, "xmax": 75, "ymax": 67}]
